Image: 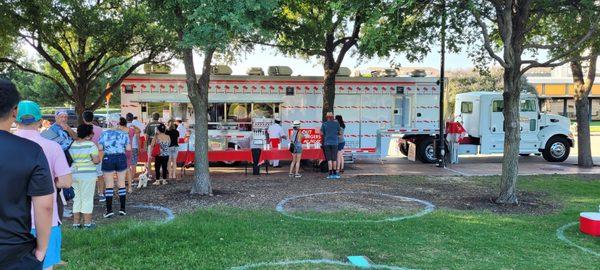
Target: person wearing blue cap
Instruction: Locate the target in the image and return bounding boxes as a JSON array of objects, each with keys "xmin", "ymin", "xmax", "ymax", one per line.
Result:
[
  {"xmin": 15, "ymin": 100, "xmax": 72, "ymax": 270},
  {"xmin": 0, "ymin": 80, "xmax": 55, "ymax": 269}
]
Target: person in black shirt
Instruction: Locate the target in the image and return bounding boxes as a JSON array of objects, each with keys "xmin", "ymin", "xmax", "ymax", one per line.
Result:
[
  {"xmin": 165, "ymin": 122, "xmax": 180, "ymax": 180},
  {"xmin": 0, "ymin": 80, "xmax": 55, "ymax": 269}
]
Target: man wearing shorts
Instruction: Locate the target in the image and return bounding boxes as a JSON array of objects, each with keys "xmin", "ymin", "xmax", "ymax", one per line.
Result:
[
  {"xmin": 321, "ymin": 112, "xmax": 342, "ymax": 179},
  {"xmin": 16, "ymin": 100, "xmax": 73, "ymax": 270},
  {"xmin": 0, "ymin": 80, "xmax": 54, "ymax": 270}
]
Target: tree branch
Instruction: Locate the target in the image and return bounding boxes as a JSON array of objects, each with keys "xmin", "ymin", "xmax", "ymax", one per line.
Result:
[
  {"xmin": 89, "ymin": 58, "xmax": 151, "ymax": 110},
  {"xmin": 521, "ymin": 24, "xmax": 597, "ymax": 74},
  {"xmin": 522, "ymin": 53, "xmax": 597, "ymax": 70},
  {"xmin": 23, "ymin": 37, "xmax": 78, "ymax": 91},
  {"xmin": 0, "ymin": 57, "xmax": 74, "ymax": 102},
  {"xmin": 333, "ymin": 12, "xmax": 362, "ymax": 70},
  {"xmin": 470, "ymin": 7, "xmax": 509, "ymax": 68}
]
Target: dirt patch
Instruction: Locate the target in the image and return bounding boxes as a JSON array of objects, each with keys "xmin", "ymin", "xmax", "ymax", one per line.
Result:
[
  {"xmin": 283, "ymin": 192, "xmax": 426, "ymax": 214},
  {"xmin": 71, "ymin": 164, "xmax": 566, "ymax": 225}
]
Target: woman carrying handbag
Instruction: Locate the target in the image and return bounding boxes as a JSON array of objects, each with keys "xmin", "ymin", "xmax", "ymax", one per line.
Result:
[{"xmin": 288, "ymin": 120, "xmax": 303, "ymax": 178}]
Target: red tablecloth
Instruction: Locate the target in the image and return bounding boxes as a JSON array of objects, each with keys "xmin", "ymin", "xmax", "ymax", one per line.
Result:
[
  {"xmin": 139, "ymin": 147, "xmax": 323, "ymax": 165},
  {"xmin": 260, "ymin": 148, "xmax": 324, "ymax": 161}
]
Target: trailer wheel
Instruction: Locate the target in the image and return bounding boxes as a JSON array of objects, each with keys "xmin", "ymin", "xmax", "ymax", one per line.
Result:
[
  {"xmin": 399, "ymin": 141, "xmax": 409, "ymax": 156},
  {"xmin": 416, "ymin": 137, "xmax": 437, "ymax": 164},
  {"xmin": 542, "ymin": 136, "xmax": 570, "ymax": 162}
]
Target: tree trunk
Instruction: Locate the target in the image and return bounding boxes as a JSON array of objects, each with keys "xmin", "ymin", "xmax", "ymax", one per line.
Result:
[
  {"xmin": 322, "ymin": 68, "xmax": 336, "ymax": 121},
  {"xmin": 571, "ymin": 60, "xmax": 595, "ymax": 168},
  {"xmin": 497, "ymin": 67, "xmax": 521, "ymax": 204},
  {"xmin": 185, "ymin": 48, "xmax": 214, "ymax": 195},
  {"xmin": 74, "ymin": 100, "xmax": 86, "ymax": 125}
]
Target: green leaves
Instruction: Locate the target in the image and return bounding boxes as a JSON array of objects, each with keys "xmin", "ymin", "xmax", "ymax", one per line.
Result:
[{"xmin": 151, "ymin": 0, "xmax": 278, "ymax": 58}]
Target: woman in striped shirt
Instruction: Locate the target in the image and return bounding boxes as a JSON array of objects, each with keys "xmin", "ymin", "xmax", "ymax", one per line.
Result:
[{"xmin": 69, "ymin": 124, "xmax": 100, "ymax": 229}]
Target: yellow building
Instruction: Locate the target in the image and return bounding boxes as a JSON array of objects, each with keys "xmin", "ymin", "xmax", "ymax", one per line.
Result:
[{"xmin": 525, "ymin": 65, "xmax": 600, "ymax": 120}]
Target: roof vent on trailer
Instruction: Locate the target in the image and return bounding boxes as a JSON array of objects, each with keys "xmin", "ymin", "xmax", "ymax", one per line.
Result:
[
  {"xmin": 410, "ymin": 69, "xmax": 427, "ymax": 77},
  {"xmin": 267, "ymin": 66, "xmax": 293, "ymax": 76},
  {"xmin": 246, "ymin": 67, "xmax": 264, "ymax": 76},
  {"xmin": 210, "ymin": 65, "xmax": 232, "ymax": 75},
  {"xmin": 336, "ymin": 67, "xmax": 351, "ymax": 77}
]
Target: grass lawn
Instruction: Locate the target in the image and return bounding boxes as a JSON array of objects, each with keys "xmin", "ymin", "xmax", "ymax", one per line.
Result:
[
  {"xmin": 591, "ymin": 121, "xmax": 600, "ymax": 132},
  {"xmin": 62, "ymin": 175, "xmax": 600, "ymax": 269}
]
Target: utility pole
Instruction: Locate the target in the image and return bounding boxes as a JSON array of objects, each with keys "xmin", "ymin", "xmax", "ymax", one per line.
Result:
[{"xmin": 437, "ymin": 0, "xmax": 447, "ymax": 168}]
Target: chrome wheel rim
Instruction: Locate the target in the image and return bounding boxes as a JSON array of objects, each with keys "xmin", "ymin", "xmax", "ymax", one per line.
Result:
[
  {"xmin": 425, "ymin": 144, "xmax": 435, "ymax": 161},
  {"xmin": 550, "ymin": 142, "xmax": 566, "ymax": 159}
]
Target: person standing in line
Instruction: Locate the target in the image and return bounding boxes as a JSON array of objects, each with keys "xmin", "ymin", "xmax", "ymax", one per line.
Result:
[
  {"xmin": 143, "ymin": 113, "xmax": 162, "ymax": 176},
  {"xmin": 15, "ymin": 101, "xmax": 73, "ymax": 270},
  {"xmin": 116, "ymin": 118, "xmax": 135, "ymax": 193},
  {"xmin": 335, "ymin": 115, "xmax": 346, "ymax": 173},
  {"xmin": 82, "ymin": 111, "xmax": 106, "ymax": 203},
  {"xmin": 176, "ymin": 118, "xmax": 186, "ymax": 138},
  {"xmin": 98, "ymin": 119, "xmax": 131, "ymax": 218},
  {"xmin": 288, "ymin": 120, "xmax": 303, "ymax": 178},
  {"xmin": 47, "ymin": 111, "xmax": 76, "ymax": 153},
  {"xmin": 151, "ymin": 124, "xmax": 171, "ymax": 185},
  {"xmin": 267, "ymin": 118, "xmax": 286, "ymax": 167},
  {"xmin": 69, "ymin": 124, "xmax": 100, "ymax": 229},
  {"xmin": 165, "ymin": 123, "xmax": 180, "ymax": 180},
  {"xmin": 321, "ymin": 112, "xmax": 341, "ymax": 179},
  {"xmin": 126, "ymin": 113, "xmax": 141, "ymax": 186},
  {"xmin": 0, "ymin": 81, "xmax": 54, "ymax": 270}
]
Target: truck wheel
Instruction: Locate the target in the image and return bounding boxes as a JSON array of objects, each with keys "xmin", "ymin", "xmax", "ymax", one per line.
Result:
[
  {"xmin": 399, "ymin": 141, "xmax": 409, "ymax": 156},
  {"xmin": 416, "ymin": 137, "xmax": 437, "ymax": 164},
  {"xmin": 542, "ymin": 136, "xmax": 570, "ymax": 162}
]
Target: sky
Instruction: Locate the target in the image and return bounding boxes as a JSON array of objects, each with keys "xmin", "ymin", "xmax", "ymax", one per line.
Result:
[{"xmin": 170, "ymin": 45, "xmax": 477, "ymax": 76}]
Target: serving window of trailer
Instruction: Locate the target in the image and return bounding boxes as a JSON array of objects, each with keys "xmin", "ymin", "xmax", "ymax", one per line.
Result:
[{"xmin": 208, "ymin": 102, "xmax": 279, "ymax": 131}]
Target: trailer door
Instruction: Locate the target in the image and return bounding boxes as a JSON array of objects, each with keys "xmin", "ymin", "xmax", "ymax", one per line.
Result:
[
  {"xmin": 393, "ymin": 95, "xmax": 410, "ymax": 127},
  {"xmin": 488, "ymin": 99, "xmax": 505, "ymax": 153}
]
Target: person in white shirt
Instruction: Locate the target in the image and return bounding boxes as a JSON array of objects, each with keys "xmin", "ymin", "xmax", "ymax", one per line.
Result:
[
  {"xmin": 266, "ymin": 118, "xmax": 286, "ymax": 167},
  {"xmin": 176, "ymin": 119, "xmax": 186, "ymax": 139}
]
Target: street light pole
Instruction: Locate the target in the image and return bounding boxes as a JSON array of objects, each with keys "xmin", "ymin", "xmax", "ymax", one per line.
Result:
[{"xmin": 437, "ymin": 0, "xmax": 447, "ymax": 168}]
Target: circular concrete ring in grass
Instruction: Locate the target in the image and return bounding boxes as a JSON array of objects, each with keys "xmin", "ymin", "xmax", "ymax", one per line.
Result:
[
  {"xmin": 275, "ymin": 191, "xmax": 435, "ymax": 223},
  {"xmin": 229, "ymin": 258, "xmax": 414, "ymax": 270},
  {"xmin": 556, "ymin": 222, "xmax": 600, "ymax": 257}
]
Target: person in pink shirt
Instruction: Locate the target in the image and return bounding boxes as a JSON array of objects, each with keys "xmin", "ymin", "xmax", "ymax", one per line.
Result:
[
  {"xmin": 15, "ymin": 100, "xmax": 72, "ymax": 270},
  {"xmin": 82, "ymin": 111, "xmax": 106, "ymax": 202}
]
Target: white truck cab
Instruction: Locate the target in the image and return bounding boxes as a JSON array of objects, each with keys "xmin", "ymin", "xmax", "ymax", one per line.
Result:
[{"xmin": 454, "ymin": 92, "xmax": 573, "ymax": 162}]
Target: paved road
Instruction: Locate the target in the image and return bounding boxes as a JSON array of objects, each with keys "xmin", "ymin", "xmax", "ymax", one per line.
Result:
[{"xmin": 349, "ymin": 135, "xmax": 600, "ymax": 177}]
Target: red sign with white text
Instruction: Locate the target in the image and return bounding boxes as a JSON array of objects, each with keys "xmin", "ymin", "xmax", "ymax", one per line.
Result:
[{"xmin": 288, "ymin": 128, "xmax": 322, "ymax": 144}]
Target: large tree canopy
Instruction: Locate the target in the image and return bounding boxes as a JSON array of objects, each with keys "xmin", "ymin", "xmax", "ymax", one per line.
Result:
[
  {"xmin": 263, "ymin": 0, "xmax": 444, "ymax": 120},
  {"xmin": 0, "ymin": 0, "xmax": 173, "ymax": 118},
  {"xmin": 466, "ymin": 0, "xmax": 598, "ymax": 204},
  {"xmin": 532, "ymin": 0, "xmax": 600, "ymax": 168},
  {"xmin": 149, "ymin": 0, "xmax": 277, "ymax": 195}
]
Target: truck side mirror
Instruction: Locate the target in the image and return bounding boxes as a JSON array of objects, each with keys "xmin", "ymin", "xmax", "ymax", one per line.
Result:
[{"xmin": 538, "ymin": 113, "xmax": 541, "ymax": 120}]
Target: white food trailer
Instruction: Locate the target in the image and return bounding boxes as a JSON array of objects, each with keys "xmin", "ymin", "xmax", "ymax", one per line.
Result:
[
  {"xmin": 120, "ymin": 66, "xmax": 573, "ymax": 163},
  {"xmin": 120, "ymin": 66, "xmax": 442, "ymax": 161}
]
